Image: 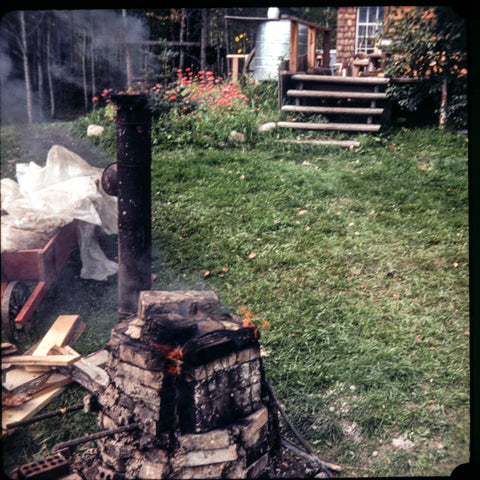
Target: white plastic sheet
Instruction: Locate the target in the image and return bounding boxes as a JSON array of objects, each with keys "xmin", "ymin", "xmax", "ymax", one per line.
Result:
[{"xmin": 1, "ymin": 145, "xmax": 118, "ymax": 281}]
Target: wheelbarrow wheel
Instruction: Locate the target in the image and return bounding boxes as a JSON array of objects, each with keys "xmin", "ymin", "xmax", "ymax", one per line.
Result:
[{"xmin": 1, "ymin": 281, "xmax": 30, "ymax": 343}]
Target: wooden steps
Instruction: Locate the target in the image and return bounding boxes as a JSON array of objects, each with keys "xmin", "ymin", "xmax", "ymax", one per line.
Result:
[{"xmin": 279, "ymin": 73, "xmax": 390, "ymax": 133}]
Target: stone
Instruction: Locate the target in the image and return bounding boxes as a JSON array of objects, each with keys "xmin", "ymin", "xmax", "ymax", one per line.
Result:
[
  {"xmin": 229, "ymin": 130, "xmax": 246, "ymax": 143},
  {"xmin": 87, "ymin": 124, "xmax": 104, "ymax": 136}
]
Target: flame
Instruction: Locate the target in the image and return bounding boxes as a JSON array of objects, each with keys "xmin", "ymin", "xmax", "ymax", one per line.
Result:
[
  {"xmin": 238, "ymin": 306, "xmax": 259, "ymax": 339},
  {"xmin": 149, "ymin": 342, "xmax": 186, "ymax": 375}
]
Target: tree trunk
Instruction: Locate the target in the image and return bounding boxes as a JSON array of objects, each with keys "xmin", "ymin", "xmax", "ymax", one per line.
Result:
[
  {"xmin": 200, "ymin": 9, "xmax": 208, "ymax": 71},
  {"xmin": 439, "ymin": 76, "xmax": 448, "ymax": 129},
  {"xmin": 19, "ymin": 11, "xmax": 33, "ymax": 124},
  {"xmin": 90, "ymin": 12, "xmax": 96, "ymax": 102},
  {"xmin": 179, "ymin": 8, "xmax": 186, "ymax": 71},
  {"xmin": 46, "ymin": 23, "xmax": 55, "ymax": 118},
  {"xmin": 82, "ymin": 28, "xmax": 88, "ymax": 112},
  {"xmin": 123, "ymin": 9, "xmax": 132, "ymax": 88},
  {"xmin": 223, "ymin": 8, "xmax": 230, "ymax": 76},
  {"xmin": 36, "ymin": 26, "xmax": 44, "ymax": 117}
]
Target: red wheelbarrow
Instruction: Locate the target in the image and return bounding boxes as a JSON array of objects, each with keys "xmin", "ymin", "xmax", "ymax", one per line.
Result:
[{"xmin": 1, "ymin": 221, "xmax": 78, "ymax": 342}]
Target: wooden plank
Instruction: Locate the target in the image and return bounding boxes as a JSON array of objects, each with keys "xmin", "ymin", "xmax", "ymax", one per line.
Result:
[
  {"xmin": 282, "ymin": 105, "xmax": 384, "ymax": 115},
  {"xmin": 289, "ymin": 20, "xmax": 299, "ymax": 73},
  {"xmin": 2, "ymin": 368, "xmax": 72, "ymax": 395},
  {"xmin": 281, "ymin": 14, "xmax": 331, "ymax": 32},
  {"xmin": 26, "ymin": 315, "xmax": 82, "ymax": 372},
  {"xmin": 1, "ymin": 343, "xmax": 18, "ymax": 355},
  {"xmin": 291, "ymin": 74, "xmax": 390, "ymax": 84},
  {"xmin": 31, "ymin": 315, "xmax": 81, "ymax": 357},
  {"xmin": 286, "ymin": 89, "xmax": 387, "ymax": 100},
  {"xmin": 307, "ymin": 27, "xmax": 317, "ymax": 70},
  {"xmin": 2, "ymin": 349, "xmax": 108, "ymax": 437},
  {"xmin": 278, "ymin": 139, "xmax": 361, "ymax": 147},
  {"xmin": 3, "ymin": 353, "xmax": 81, "ymax": 367},
  {"xmin": 2, "ymin": 343, "xmax": 98, "ymax": 393},
  {"xmin": 2, "ymin": 386, "xmax": 67, "ymax": 433},
  {"xmin": 277, "ymin": 121, "xmax": 381, "ymax": 132}
]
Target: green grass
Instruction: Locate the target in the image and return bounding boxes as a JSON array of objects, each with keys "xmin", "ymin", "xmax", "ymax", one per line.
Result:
[
  {"xmin": 148, "ymin": 128, "xmax": 469, "ymax": 477},
  {"xmin": 1, "ymin": 123, "xmax": 469, "ymax": 477}
]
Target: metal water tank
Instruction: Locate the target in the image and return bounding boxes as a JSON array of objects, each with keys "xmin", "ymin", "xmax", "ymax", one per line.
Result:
[{"xmin": 253, "ymin": 19, "xmax": 308, "ymax": 81}]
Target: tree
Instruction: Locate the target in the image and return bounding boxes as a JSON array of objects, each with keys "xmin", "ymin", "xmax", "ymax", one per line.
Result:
[{"xmin": 382, "ymin": 6, "xmax": 467, "ymax": 129}]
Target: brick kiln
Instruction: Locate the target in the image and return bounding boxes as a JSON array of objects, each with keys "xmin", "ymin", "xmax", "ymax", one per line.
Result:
[{"xmin": 81, "ymin": 290, "xmax": 280, "ymax": 479}]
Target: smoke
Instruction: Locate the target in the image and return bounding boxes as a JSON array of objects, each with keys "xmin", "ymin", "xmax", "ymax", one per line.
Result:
[{"xmin": 0, "ymin": 9, "xmax": 150, "ymax": 124}]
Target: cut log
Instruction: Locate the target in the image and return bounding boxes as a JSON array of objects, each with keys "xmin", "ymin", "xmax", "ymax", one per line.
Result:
[
  {"xmin": 281, "ymin": 104, "xmax": 384, "ymax": 115},
  {"xmin": 286, "ymin": 89, "xmax": 387, "ymax": 100},
  {"xmin": 291, "ymin": 74, "xmax": 390, "ymax": 85},
  {"xmin": 277, "ymin": 121, "xmax": 381, "ymax": 132},
  {"xmin": 277, "ymin": 139, "xmax": 360, "ymax": 147}
]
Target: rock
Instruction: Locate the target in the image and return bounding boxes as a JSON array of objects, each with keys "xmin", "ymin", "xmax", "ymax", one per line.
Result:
[
  {"xmin": 392, "ymin": 435, "xmax": 415, "ymax": 450},
  {"xmin": 229, "ymin": 130, "xmax": 246, "ymax": 143},
  {"xmin": 258, "ymin": 122, "xmax": 277, "ymax": 133},
  {"xmin": 87, "ymin": 124, "xmax": 105, "ymax": 136}
]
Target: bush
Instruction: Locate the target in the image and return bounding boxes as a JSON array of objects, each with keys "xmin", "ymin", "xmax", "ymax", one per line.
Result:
[
  {"xmin": 150, "ymin": 70, "xmax": 278, "ymax": 148},
  {"xmin": 73, "ymin": 73, "xmax": 281, "ymax": 150}
]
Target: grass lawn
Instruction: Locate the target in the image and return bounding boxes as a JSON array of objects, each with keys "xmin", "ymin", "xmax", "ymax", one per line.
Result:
[{"xmin": 1, "ymin": 124, "xmax": 469, "ymax": 477}]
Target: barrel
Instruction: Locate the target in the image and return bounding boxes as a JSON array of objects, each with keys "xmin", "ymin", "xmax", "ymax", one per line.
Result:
[{"xmin": 253, "ymin": 19, "xmax": 308, "ymax": 81}]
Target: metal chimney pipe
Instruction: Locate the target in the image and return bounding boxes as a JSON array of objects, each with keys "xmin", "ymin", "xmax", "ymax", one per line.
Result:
[{"xmin": 102, "ymin": 94, "xmax": 152, "ymax": 320}]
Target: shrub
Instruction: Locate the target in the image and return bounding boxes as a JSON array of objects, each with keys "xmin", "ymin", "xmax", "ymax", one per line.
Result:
[{"xmin": 150, "ymin": 69, "xmax": 276, "ymax": 148}]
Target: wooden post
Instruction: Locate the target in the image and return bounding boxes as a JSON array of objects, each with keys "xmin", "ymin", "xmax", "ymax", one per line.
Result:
[
  {"xmin": 307, "ymin": 27, "xmax": 317, "ymax": 70},
  {"xmin": 323, "ymin": 30, "xmax": 331, "ymax": 70},
  {"xmin": 289, "ymin": 19, "xmax": 299, "ymax": 73},
  {"xmin": 226, "ymin": 54, "xmax": 247, "ymax": 83}
]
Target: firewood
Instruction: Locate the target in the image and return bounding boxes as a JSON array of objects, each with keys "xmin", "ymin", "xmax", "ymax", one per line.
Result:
[{"xmin": 2, "ymin": 354, "xmax": 80, "ymax": 367}]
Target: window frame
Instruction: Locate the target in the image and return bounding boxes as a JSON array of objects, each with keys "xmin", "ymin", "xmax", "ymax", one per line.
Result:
[{"xmin": 355, "ymin": 6, "xmax": 384, "ymax": 55}]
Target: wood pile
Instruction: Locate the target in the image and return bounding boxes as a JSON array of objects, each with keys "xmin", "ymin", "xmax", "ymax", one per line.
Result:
[{"xmin": 2, "ymin": 314, "xmax": 108, "ymax": 437}]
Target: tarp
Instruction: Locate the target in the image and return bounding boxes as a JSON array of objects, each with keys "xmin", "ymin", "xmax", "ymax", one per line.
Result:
[{"xmin": 1, "ymin": 145, "xmax": 118, "ymax": 281}]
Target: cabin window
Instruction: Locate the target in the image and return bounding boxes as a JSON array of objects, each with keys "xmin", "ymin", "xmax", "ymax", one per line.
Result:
[{"xmin": 356, "ymin": 6, "xmax": 384, "ymax": 54}]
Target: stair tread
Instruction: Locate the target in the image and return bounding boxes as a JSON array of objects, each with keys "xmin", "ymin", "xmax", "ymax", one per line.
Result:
[
  {"xmin": 282, "ymin": 105, "xmax": 384, "ymax": 115},
  {"xmin": 292, "ymin": 74, "xmax": 390, "ymax": 85},
  {"xmin": 277, "ymin": 121, "xmax": 381, "ymax": 132},
  {"xmin": 287, "ymin": 89, "xmax": 387, "ymax": 100}
]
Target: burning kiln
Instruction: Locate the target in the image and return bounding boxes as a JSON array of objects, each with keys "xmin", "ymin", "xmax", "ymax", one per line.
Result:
[
  {"xmin": 81, "ymin": 290, "xmax": 279, "ymax": 479},
  {"xmin": 84, "ymin": 95, "xmax": 280, "ymax": 478}
]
